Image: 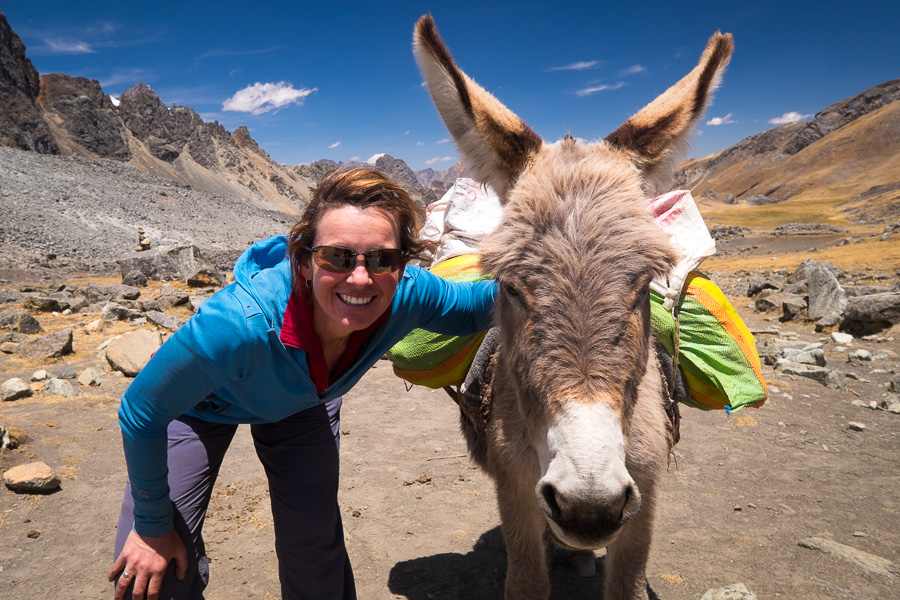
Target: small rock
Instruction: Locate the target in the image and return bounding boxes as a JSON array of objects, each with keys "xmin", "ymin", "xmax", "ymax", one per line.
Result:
[
  {"xmin": 84, "ymin": 319, "xmax": 105, "ymax": 334},
  {"xmin": 700, "ymin": 583, "xmax": 758, "ymax": 600},
  {"xmin": 888, "ymin": 403, "xmax": 900, "ymax": 414},
  {"xmin": 831, "ymin": 332, "xmax": 854, "ymax": 344},
  {"xmin": 26, "ymin": 530, "xmax": 40, "ymax": 539},
  {"xmin": 77, "ymin": 368, "xmax": 101, "ymax": 387},
  {"xmin": 848, "ymin": 349, "xmax": 872, "ymax": 363},
  {"xmin": 31, "ymin": 369, "xmax": 49, "ymax": 381},
  {"xmin": 847, "ymin": 422, "xmax": 866, "ymax": 432},
  {"xmin": 3, "ymin": 461, "xmax": 61, "ymax": 493},
  {"xmin": 1, "ymin": 378, "xmax": 33, "ymax": 402}
]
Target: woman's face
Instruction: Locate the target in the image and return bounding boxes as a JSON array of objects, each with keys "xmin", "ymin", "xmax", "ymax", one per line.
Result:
[{"xmin": 299, "ymin": 205, "xmax": 404, "ymax": 346}]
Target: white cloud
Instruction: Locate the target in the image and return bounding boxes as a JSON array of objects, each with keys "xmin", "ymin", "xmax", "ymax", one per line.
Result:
[
  {"xmin": 328, "ymin": 141, "xmax": 341, "ymax": 149},
  {"xmin": 575, "ymin": 82, "xmax": 624, "ymax": 97},
  {"xmin": 349, "ymin": 156, "xmax": 361, "ymax": 162},
  {"xmin": 43, "ymin": 38, "xmax": 94, "ymax": 54},
  {"xmin": 416, "ymin": 141, "xmax": 424, "ymax": 146},
  {"xmin": 436, "ymin": 138, "xmax": 451, "ymax": 144},
  {"xmin": 426, "ymin": 156, "xmax": 454, "ymax": 165},
  {"xmin": 404, "ymin": 130, "xmax": 411, "ymax": 135},
  {"xmin": 366, "ymin": 153, "xmax": 386, "ymax": 164},
  {"xmin": 618, "ymin": 65, "xmax": 645, "ymax": 76},
  {"xmin": 223, "ymin": 82, "xmax": 317, "ymax": 115},
  {"xmin": 706, "ymin": 113, "xmax": 736, "ymax": 126},
  {"xmin": 547, "ymin": 60, "xmax": 600, "ymax": 72},
  {"xmin": 769, "ymin": 111, "xmax": 813, "ymax": 125}
]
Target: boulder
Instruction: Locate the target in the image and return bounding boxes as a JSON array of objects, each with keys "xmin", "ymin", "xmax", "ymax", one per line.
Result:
[
  {"xmin": 146, "ymin": 310, "xmax": 186, "ymax": 331},
  {"xmin": 122, "ymin": 269, "xmax": 148, "ymax": 287},
  {"xmin": 75, "ymin": 282, "xmax": 141, "ymax": 304},
  {"xmin": 781, "ymin": 296, "xmax": 808, "ymax": 322},
  {"xmin": 1, "ymin": 378, "xmax": 32, "ymax": 402},
  {"xmin": 789, "ymin": 258, "xmax": 840, "ymax": 284},
  {"xmin": 102, "ymin": 301, "xmax": 145, "ymax": 323},
  {"xmin": 3, "ymin": 461, "xmax": 61, "ymax": 493},
  {"xmin": 747, "ymin": 278, "xmax": 779, "ymax": 297},
  {"xmin": 842, "ymin": 292, "xmax": 900, "ymax": 325},
  {"xmin": 781, "ymin": 363, "xmax": 830, "ymax": 385},
  {"xmin": 117, "ymin": 245, "xmax": 224, "ymax": 285},
  {"xmin": 43, "ymin": 378, "xmax": 78, "ymax": 397},
  {"xmin": 0, "ymin": 309, "xmax": 43, "ymax": 334},
  {"xmin": 807, "ymin": 265, "xmax": 848, "ymax": 320},
  {"xmin": 20, "ymin": 328, "xmax": 74, "ymax": 360},
  {"xmin": 105, "ymin": 329, "xmax": 161, "ymax": 376},
  {"xmin": 22, "ymin": 295, "xmax": 68, "ymax": 312}
]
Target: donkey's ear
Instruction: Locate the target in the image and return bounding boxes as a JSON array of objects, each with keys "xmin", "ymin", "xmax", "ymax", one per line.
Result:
[
  {"xmin": 605, "ymin": 32, "xmax": 733, "ymax": 194},
  {"xmin": 413, "ymin": 15, "xmax": 543, "ymax": 200}
]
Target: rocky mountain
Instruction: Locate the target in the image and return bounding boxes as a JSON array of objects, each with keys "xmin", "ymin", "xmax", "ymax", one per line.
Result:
[
  {"xmin": 0, "ymin": 12, "xmax": 56, "ymax": 153},
  {"xmin": 414, "ymin": 160, "xmax": 469, "ymax": 197},
  {"xmin": 0, "ymin": 11, "xmax": 438, "ymax": 219},
  {"xmin": 675, "ymin": 79, "xmax": 900, "ymax": 223}
]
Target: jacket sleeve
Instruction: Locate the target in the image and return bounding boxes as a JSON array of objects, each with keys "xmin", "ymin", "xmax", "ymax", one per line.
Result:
[
  {"xmin": 404, "ymin": 266, "xmax": 497, "ymax": 335},
  {"xmin": 118, "ymin": 290, "xmax": 250, "ymax": 536}
]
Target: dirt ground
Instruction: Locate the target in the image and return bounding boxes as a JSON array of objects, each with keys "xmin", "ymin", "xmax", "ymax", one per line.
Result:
[{"xmin": 2, "ymin": 239, "xmax": 899, "ymax": 599}]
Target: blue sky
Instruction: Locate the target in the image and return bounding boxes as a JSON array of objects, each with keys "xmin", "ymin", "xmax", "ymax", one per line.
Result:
[{"xmin": 4, "ymin": 1, "xmax": 898, "ymax": 172}]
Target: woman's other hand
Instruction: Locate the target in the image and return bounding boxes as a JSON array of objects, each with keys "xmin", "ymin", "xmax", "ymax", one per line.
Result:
[{"xmin": 108, "ymin": 528, "xmax": 187, "ymax": 600}]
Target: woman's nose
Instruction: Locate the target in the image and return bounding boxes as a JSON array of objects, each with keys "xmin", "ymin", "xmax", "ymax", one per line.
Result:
[{"xmin": 346, "ymin": 258, "xmax": 371, "ymax": 284}]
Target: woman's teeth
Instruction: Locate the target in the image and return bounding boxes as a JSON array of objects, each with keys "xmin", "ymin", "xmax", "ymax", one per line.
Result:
[{"xmin": 339, "ymin": 294, "xmax": 374, "ymax": 306}]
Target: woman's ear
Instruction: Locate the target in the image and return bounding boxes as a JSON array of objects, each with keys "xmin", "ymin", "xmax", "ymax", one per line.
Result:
[{"xmin": 298, "ymin": 252, "xmax": 313, "ymax": 282}]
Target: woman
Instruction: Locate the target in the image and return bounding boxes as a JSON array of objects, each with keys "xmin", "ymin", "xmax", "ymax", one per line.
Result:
[{"xmin": 109, "ymin": 168, "xmax": 496, "ymax": 600}]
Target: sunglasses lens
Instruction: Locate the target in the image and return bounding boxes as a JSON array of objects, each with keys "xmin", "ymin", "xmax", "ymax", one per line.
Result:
[
  {"xmin": 315, "ymin": 247, "xmax": 354, "ymax": 273},
  {"xmin": 309, "ymin": 246, "xmax": 406, "ymax": 274},
  {"xmin": 366, "ymin": 249, "xmax": 401, "ymax": 274}
]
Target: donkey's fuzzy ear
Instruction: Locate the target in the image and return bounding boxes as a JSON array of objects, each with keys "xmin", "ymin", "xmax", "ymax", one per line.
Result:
[
  {"xmin": 413, "ymin": 14, "xmax": 542, "ymax": 200},
  {"xmin": 605, "ymin": 32, "xmax": 733, "ymax": 195}
]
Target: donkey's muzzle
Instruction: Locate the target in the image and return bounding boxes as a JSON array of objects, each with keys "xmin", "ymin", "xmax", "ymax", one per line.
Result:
[{"xmin": 539, "ymin": 479, "xmax": 641, "ymax": 546}]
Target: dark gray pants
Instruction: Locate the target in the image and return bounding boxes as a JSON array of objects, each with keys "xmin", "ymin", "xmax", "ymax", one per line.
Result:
[{"xmin": 114, "ymin": 397, "xmax": 355, "ymax": 599}]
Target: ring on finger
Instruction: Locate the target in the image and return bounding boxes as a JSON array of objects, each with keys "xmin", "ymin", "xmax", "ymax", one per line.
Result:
[{"xmin": 121, "ymin": 571, "xmax": 133, "ymax": 580}]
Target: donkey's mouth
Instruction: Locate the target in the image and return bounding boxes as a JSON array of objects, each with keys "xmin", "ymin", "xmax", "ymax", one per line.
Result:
[{"xmin": 539, "ymin": 483, "xmax": 641, "ymax": 549}]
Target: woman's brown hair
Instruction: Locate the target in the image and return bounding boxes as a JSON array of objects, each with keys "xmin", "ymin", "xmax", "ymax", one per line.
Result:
[{"xmin": 288, "ymin": 167, "xmax": 431, "ymax": 284}]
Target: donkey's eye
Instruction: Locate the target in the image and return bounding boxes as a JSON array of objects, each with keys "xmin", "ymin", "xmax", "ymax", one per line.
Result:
[{"xmin": 502, "ymin": 282, "xmax": 526, "ymax": 308}]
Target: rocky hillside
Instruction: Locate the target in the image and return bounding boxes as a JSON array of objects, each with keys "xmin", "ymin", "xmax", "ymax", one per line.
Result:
[
  {"xmin": 0, "ymin": 11, "xmax": 437, "ymax": 219},
  {"xmin": 675, "ymin": 79, "xmax": 900, "ymax": 223}
]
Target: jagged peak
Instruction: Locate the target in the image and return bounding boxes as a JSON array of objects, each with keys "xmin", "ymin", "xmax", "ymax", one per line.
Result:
[{"xmin": 121, "ymin": 82, "xmax": 157, "ymax": 102}]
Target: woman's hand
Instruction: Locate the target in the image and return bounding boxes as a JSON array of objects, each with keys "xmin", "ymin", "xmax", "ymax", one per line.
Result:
[{"xmin": 108, "ymin": 528, "xmax": 187, "ymax": 600}]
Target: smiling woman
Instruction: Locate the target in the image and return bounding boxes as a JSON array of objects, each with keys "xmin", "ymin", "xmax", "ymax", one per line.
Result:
[{"xmin": 108, "ymin": 167, "xmax": 497, "ymax": 600}]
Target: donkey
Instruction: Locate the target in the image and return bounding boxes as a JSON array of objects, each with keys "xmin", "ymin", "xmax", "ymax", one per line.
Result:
[{"xmin": 413, "ymin": 15, "xmax": 732, "ymax": 600}]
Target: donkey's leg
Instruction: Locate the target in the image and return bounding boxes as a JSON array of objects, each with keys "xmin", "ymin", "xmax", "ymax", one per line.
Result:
[
  {"xmin": 603, "ymin": 483, "xmax": 657, "ymax": 600},
  {"xmin": 496, "ymin": 477, "xmax": 551, "ymax": 600}
]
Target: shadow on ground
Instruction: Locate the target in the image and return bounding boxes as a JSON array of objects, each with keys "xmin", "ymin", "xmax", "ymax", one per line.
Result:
[{"xmin": 387, "ymin": 526, "xmax": 660, "ymax": 599}]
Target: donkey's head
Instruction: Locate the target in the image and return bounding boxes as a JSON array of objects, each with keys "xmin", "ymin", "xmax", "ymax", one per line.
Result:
[{"xmin": 414, "ymin": 15, "xmax": 731, "ymax": 548}]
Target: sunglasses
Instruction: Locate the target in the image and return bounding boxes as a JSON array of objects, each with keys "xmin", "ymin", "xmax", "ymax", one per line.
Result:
[{"xmin": 306, "ymin": 245, "xmax": 409, "ymax": 275}]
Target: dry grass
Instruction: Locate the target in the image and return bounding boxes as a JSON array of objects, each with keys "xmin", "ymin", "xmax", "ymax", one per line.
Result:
[
  {"xmin": 705, "ymin": 235, "xmax": 900, "ymax": 274},
  {"xmin": 699, "ymin": 196, "xmax": 858, "ymax": 228}
]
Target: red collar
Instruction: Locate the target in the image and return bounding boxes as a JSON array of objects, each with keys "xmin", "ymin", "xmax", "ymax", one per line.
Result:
[{"xmin": 280, "ymin": 284, "xmax": 388, "ymax": 394}]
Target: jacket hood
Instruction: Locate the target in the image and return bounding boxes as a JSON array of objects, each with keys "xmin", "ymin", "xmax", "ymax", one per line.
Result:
[{"xmin": 233, "ymin": 235, "xmax": 293, "ymax": 328}]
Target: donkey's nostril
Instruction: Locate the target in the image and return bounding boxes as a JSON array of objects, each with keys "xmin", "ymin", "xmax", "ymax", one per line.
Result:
[
  {"xmin": 540, "ymin": 483, "xmax": 562, "ymax": 521},
  {"xmin": 619, "ymin": 483, "xmax": 641, "ymax": 524}
]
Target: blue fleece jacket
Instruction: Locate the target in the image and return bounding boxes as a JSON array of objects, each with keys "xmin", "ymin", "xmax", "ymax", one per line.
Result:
[{"xmin": 119, "ymin": 235, "xmax": 496, "ymax": 536}]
